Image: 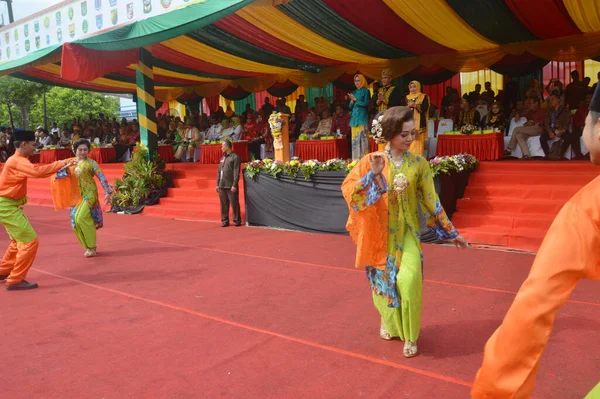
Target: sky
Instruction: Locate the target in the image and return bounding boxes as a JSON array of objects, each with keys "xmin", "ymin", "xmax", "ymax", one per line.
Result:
[{"xmin": 1, "ymin": 0, "xmax": 57, "ymax": 25}]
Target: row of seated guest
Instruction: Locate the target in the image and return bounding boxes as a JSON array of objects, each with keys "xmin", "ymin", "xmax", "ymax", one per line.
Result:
[
  {"xmin": 296, "ymin": 105, "xmax": 352, "ymax": 138},
  {"xmin": 160, "ymin": 113, "xmax": 273, "ymax": 161},
  {"xmin": 24, "ymin": 117, "xmax": 142, "ymax": 162},
  {"xmin": 504, "ymin": 92, "xmax": 589, "ymax": 160}
]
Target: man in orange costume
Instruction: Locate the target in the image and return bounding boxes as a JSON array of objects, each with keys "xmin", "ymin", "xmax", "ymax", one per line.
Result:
[
  {"xmin": 0, "ymin": 130, "xmax": 73, "ymax": 291},
  {"xmin": 471, "ymin": 86, "xmax": 600, "ymax": 398}
]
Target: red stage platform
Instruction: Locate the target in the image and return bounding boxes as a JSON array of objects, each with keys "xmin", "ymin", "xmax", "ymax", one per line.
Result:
[
  {"xmin": 452, "ymin": 160, "xmax": 598, "ymax": 253},
  {"xmin": 16, "ymin": 163, "xmax": 244, "ymax": 224}
]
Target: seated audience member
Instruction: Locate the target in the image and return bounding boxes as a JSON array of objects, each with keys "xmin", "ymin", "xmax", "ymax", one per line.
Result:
[
  {"xmin": 243, "ymin": 114, "xmax": 267, "ymax": 160},
  {"xmin": 103, "ymin": 127, "xmax": 118, "ymax": 145},
  {"xmin": 206, "ymin": 116, "xmax": 222, "ymax": 141},
  {"xmin": 504, "ymin": 96, "xmax": 545, "ymax": 158},
  {"xmin": 314, "ymin": 109, "xmax": 333, "ymax": 137},
  {"xmin": 219, "ymin": 119, "xmax": 234, "ymax": 141},
  {"xmin": 331, "ymin": 104, "xmax": 351, "ymax": 136},
  {"xmin": 456, "ymin": 97, "xmax": 481, "ymax": 129},
  {"xmin": 539, "ymin": 93, "xmax": 576, "ymax": 160},
  {"xmin": 230, "ymin": 117, "xmax": 242, "ymax": 141},
  {"xmin": 482, "ymin": 102, "xmax": 506, "ymax": 132},
  {"xmin": 299, "ymin": 111, "xmax": 318, "ymax": 136},
  {"xmin": 164, "ymin": 122, "xmax": 177, "ymax": 144},
  {"xmin": 38, "ymin": 129, "xmax": 53, "ymax": 148}
]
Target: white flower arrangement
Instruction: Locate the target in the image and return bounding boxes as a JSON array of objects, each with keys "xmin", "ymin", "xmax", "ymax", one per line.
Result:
[{"xmin": 371, "ymin": 115, "xmax": 385, "ymax": 144}]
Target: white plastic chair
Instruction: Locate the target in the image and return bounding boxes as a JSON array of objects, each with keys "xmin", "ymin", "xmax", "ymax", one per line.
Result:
[
  {"xmin": 427, "ymin": 119, "xmax": 435, "ymax": 138},
  {"xmin": 437, "ymin": 119, "xmax": 453, "ymax": 135},
  {"xmin": 120, "ymin": 149, "xmax": 131, "ymax": 162},
  {"xmin": 427, "ymin": 137, "xmax": 438, "ymax": 159},
  {"xmin": 581, "ymin": 136, "xmax": 589, "ymax": 156}
]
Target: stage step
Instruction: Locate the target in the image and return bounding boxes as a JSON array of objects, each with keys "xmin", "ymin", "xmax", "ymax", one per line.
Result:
[
  {"xmin": 453, "ymin": 160, "xmax": 598, "ymax": 253},
  {"xmin": 2, "ymin": 163, "xmax": 245, "ymax": 223}
]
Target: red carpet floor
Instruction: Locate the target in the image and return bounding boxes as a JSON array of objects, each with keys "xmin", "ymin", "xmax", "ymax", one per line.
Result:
[
  {"xmin": 1, "ymin": 207, "xmax": 598, "ymax": 398},
  {"xmin": 452, "ymin": 160, "xmax": 599, "ymax": 253}
]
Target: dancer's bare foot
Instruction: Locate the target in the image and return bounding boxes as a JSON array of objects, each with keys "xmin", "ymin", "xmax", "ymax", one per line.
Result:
[
  {"xmin": 379, "ymin": 321, "xmax": 392, "ymax": 341},
  {"xmin": 84, "ymin": 248, "xmax": 96, "ymax": 258},
  {"xmin": 403, "ymin": 341, "xmax": 418, "ymax": 358}
]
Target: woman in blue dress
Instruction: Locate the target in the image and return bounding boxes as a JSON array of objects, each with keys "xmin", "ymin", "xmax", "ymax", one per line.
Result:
[{"xmin": 348, "ymin": 73, "xmax": 371, "ymax": 160}]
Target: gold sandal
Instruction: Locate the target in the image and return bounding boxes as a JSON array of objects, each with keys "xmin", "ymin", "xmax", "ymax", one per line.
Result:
[
  {"xmin": 403, "ymin": 341, "xmax": 418, "ymax": 358},
  {"xmin": 379, "ymin": 328, "xmax": 393, "ymax": 341}
]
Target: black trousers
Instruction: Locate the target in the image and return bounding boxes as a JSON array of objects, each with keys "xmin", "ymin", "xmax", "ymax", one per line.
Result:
[
  {"xmin": 218, "ymin": 188, "xmax": 241, "ymax": 225},
  {"xmin": 571, "ymin": 126, "xmax": 584, "ymax": 157},
  {"xmin": 248, "ymin": 139, "xmax": 265, "ymax": 160},
  {"xmin": 539, "ymin": 130, "xmax": 578, "ymax": 158}
]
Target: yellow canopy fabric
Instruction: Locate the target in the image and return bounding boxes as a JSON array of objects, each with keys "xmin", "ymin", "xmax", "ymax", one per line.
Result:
[
  {"xmin": 564, "ymin": 0, "xmax": 600, "ymax": 32},
  {"xmin": 236, "ymin": 7, "xmax": 386, "ymax": 63},
  {"xmin": 383, "ymin": 0, "xmax": 497, "ymax": 51}
]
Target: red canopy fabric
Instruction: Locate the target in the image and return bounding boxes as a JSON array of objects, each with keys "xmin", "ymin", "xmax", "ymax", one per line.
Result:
[
  {"xmin": 214, "ymin": 14, "xmax": 343, "ymax": 66},
  {"xmin": 322, "ymin": 0, "xmax": 451, "ymax": 55},
  {"xmin": 61, "ymin": 43, "xmax": 138, "ymax": 82},
  {"xmin": 504, "ymin": 0, "xmax": 581, "ymax": 39}
]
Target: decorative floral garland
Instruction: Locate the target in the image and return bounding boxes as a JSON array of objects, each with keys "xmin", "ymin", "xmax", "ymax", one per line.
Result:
[
  {"xmin": 268, "ymin": 112, "xmax": 285, "ymax": 150},
  {"xmin": 370, "ymin": 114, "xmax": 385, "ymax": 144},
  {"xmin": 244, "ymin": 153, "xmax": 478, "ymax": 181}
]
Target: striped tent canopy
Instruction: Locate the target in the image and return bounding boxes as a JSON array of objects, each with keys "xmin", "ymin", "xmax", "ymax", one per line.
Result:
[{"xmin": 2, "ymin": 0, "xmax": 600, "ymax": 103}]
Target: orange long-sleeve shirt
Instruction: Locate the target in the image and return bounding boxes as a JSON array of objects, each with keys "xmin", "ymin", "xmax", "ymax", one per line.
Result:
[{"xmin": 0, "ymin": 152, "xmax": 65, "ymax": 200}]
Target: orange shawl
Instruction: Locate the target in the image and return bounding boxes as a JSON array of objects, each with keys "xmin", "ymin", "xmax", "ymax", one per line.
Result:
[
  {"xmin": 341, "ymin": 154, "xmax": 390, "ymax": 270},
  {"xmin": 50, "ymin": 157, "xmax": 81, "ymax": 210}
]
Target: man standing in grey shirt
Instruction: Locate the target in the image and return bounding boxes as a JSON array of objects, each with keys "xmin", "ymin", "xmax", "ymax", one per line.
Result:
[{"xmin": 216, "ymin": 140, "xmax": 241, "ymax": 227}]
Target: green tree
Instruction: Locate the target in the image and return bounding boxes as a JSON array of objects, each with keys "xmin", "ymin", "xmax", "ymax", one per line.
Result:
[
  {"xmin": 0, "ymin": 76, "xmax": 44, "ymax": 130},
  {"xmin": 29, "ymin": 86, "xmax": 120, "ymax": 128},
  {"xmin": 0, "ymin": 76, "xmax": 121, "ymax": 130}
]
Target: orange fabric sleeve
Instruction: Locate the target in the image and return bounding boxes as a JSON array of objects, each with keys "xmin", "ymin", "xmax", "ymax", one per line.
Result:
[
  {"xmin": 341, "ymin": 155, "xmax": 389, "ymax": 269},
  {"xmin": 15, "ymin": 157, "xmax": 65, "ymax": 178},
  {"xmin": 471, "ymin": 177, "xmax": 600, "ymax": 399}
]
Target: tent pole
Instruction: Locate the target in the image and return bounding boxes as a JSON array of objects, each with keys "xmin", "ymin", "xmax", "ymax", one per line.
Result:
[{"xmin": 135, "ymin": 47, "xmax": 158, "ymax": 158}]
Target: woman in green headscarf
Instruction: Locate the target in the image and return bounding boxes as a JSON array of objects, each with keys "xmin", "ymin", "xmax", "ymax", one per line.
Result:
[
  {"xmin": 348, "ymin": 73, "xmax": 370, "ymax": 160},
  {"xmin": 230, "ymin": 116, "xmax": 242, "ymax": 141}
]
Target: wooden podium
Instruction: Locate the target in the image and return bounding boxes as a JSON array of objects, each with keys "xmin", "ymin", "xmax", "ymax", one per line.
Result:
[{"xmin": 274, "ymin": 113, "xmax": 290, "ymax": 162}]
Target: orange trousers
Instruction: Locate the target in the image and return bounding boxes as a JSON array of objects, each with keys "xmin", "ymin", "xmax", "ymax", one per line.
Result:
[
  {"xmin": 0, "ymin": 238, "xmax": 39, "ymax": 285},
  {"xmin": 471, "ymin": 189, "xmax": 600, "ymax": 398}
]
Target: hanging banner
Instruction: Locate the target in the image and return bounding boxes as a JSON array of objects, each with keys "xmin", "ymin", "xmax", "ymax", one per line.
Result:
[{"xmin": 0, "ymin": 0, "xmax": 205, "ymax": 63}]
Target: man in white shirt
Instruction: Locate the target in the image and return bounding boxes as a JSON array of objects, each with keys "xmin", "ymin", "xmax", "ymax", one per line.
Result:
[
  {"xmin": 50, "ymin": 122, "xmax": 60, "ymax": 136},
  {"xmin": 38, "ymin": 130, "xmax": 53, "ymax": 147},
  {"xmin": 206, "ymin": 116, "xmax": 222, "ymax": 141}
]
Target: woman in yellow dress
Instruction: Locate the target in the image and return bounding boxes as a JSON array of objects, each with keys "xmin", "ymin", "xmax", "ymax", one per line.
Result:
[
  {"xmin": 406, "ymin": 81, "xmax": 430, "ymax": 156},
  {"xmin": 52, "ymin": 139, "xmax": 113, "ymax": 257},
  {"xmin": 342, "ymin": 107, "xmax": 467, "ymax": 358}
]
